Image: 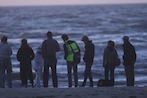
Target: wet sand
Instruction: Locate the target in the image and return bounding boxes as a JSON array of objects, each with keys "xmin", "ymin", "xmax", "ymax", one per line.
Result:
[{"xmin": 0, "ymin": 87, "xmax": 147, "ymax": 98}]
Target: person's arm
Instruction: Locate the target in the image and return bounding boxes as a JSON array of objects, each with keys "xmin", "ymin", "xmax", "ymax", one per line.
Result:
[
  {"xmin": 56, "ymin": 40, "xmax": 60, "ymax": 52},
  {"xmin": 103, "ymin": 48, "xmax": 107, "ymax": 67},
  {"xmin": 41, "ymin": 40, "xmax": 46, "ymax": 58},
  {"xmin": 63, "ymin": 44, "xmax": 68, "ymax": 60},
  {"xmin": 16, "ymin": 48, "xmax": 21, "ymax": 62},
  {"xmin": 30, "ymin": 47, "xmax": 35, "ymax": 61},
  {"xmin": 8, "ymin": 44, "xmax": 12, "ymax": 56}
]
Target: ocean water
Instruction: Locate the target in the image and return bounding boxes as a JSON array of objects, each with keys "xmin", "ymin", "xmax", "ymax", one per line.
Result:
[{"xmin": 0, "ymin": 4, "xmax": 147, "ymax": 87}]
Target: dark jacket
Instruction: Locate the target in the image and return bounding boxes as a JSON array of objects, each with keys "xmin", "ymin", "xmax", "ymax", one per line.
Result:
[
  {"xmin": 17, "ymin": 44, "xmax": 34, "ymax": 63},
  {"xmin": 41, "ymin": 38, "xmax": 60, "ymax": 58},
  {"xmin": 103, "ymin": 47, "xmax": 118, "ymax": 67},
  {"xmin": 122, "ymin": 42, "xmax": 137, "ymax": 65},
  {"xmin": 83, "ymin": 41, "xmax": 95, "ymax": 63}
]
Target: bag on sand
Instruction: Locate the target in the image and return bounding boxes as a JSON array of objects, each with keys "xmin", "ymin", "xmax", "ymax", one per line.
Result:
[{"xmin": 97, "ymin": 79, "xmax": 114, "ymax": 87}]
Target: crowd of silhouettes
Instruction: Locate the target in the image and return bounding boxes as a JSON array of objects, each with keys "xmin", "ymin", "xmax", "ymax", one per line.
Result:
[{"xmin": 0, "ymin": 31, "xmax": 136, "ymax": 88}]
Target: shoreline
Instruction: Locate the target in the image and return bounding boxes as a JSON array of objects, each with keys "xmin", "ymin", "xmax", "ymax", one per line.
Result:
[{"xmin": 0, "ymin": 87, "xmax": 147, "ymax": 98}]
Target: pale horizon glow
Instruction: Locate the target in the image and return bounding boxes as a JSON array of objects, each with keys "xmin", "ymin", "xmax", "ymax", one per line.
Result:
[{"xmin": 0, "ymin": 0, "xmax": 147, "ymax": 6}]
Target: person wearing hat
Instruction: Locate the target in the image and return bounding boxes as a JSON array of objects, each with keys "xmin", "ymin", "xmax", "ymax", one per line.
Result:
[
  {"xmin": 33, "ymin": 46, "xmax": 44, "ymax": 88},
  {"xmin": 122, "ymin": 36, "xmax": 137, "ymax": 86},
  {"xmin": 61, "ymin": 34, "xmax": 80, "ymax": 87},
  {"xmin": 81, "ymin": 36, "xmax": 95, "ymax": 87}
]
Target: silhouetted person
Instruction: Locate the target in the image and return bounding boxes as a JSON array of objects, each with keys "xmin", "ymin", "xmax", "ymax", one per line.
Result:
[
  {"xmin": 61, "ymin": 34, "xmax": 80, "ymax": 87},
  {"xmin": 122, "ymin": 36, "xmax": 136, "ymax": 86},
  {"xmin": 0, "ymin": 36, "xmax": 12, "ymax": 88},
  {"xmin": 103, "ymin": 40, "xmax": 118, "ymax": 86},
  {"xmin": 17, "ymin": 39, "xmax": 35, "ymax": 88},
  {"xmin": 41, "ymin": 31, "xmax": 60, "ymax": 88},
  {"xmin": 81, "ymin": 36, "xmax": 95, "ymax": 87}
]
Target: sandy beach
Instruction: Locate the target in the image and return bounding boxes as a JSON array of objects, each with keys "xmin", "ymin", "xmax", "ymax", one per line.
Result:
[
  {"xmin": 0, "ymin": 87, "xmax": 147, "ymax": 98},
  {"xmin": 0, "ymin": 72, "xmax": 143, "ymax": 98}
]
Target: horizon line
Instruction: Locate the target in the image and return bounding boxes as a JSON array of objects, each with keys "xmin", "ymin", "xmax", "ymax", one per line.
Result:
[{"xmin": 0, "ymin": 2, "xmax": 147, "ymax": 7}]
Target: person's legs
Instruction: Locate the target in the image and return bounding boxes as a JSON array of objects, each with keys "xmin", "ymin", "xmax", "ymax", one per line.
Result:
[
  {"xmin": 125, "ymin": 65, "xmax": 134, "ymax": 86},
  {"xmin": 7, "ymin": 72, "xmax": 12, "ymax": 88},
  {"xmin": 87, "ymin": 62, "xmax": 93, "ymax": 87},
  {"xmin": 104, "ymin": 66, "xmax": 109, "ymax": 80},
  {"xmin": 73, "ymin": 63, "xmax": 78, "ymax": 87},
  {"xmin": 43, "ymin": 65, "xmax": 49, "ymax": 87},
  {"xmin": 51, "ymin": 66, "xmax": 58, "ymax": 88},
  {"xmin": 67, "ymin": 61, "xmax": 72, "ymax": 87},
  {"xmin": 27, "ymin": 64, "xmax": 34, "ymax": 88},
  {"xmin": 110, "ymin": 66, "xmax": 115, "ymax": 86},
  {"xmin": 37, "ymin": 68, "xmax": 42, "ymax": 87},
  {"xmin": 51, "ymin": 58, "xmax": 58, "ymax": 88},
  {"xmin": 20, "ymin": 63, "xmax": 27, "ymax": 87},
  {"xmin": 82, "ymin": 64, "xmax": 88, "ymax": 86},
  {"xmin": 5, "ymin": 58, "xmax": 12, "ymax": 88},
  {"xmin": 0, "ymin": 64, "xmax": 5, "ymax": 88},
  {"xmin": 130, "ymin": 65, "xmax": 135, "ymax": 86},
  {"xmin": 35, "ymin": 69, "xmax": 41, "ymax": 88}
]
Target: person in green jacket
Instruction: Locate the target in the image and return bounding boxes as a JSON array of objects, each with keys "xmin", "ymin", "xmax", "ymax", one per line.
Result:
[{"xmin": 61, "ymin": 34, "xmax": 80, "ymax": 87}]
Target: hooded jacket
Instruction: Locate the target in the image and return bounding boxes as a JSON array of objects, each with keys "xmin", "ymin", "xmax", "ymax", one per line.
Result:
[
  {"xmin": 83, "ymin": 40, "xmax": 95, "ymax": 63},
  {"xmin": 17, "ymin": 44, "xmax": 34, "ymax": 63},
  {"xmin": 103, "ymin": 46, "xmax": 118, "ymax": 67},
  {"xmin": 122, "ymin": 41, "xmax": 136, "ymax": 65}
]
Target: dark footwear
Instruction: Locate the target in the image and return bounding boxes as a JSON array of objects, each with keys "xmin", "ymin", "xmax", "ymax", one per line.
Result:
[
  {"xmin": 80, "ymin": 84, "xmax": 85, "ymax": 87},
  {"xmin": 90, "ymin": 85, "xmax": 93, "ymax": 87},
  {"xmin": 32, "ymin": 84, "xmax": 34, "ymax": 88}
]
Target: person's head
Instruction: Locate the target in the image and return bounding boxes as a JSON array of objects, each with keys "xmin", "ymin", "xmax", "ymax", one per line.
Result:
[
  {"xmin": 81, "ymin": 36, "xmax": 89, "ymax": 43},
  {"xmin": 1, "ymin": 36, "xmax": 8, "ymax": 43},
  {"xmin": 122, "ymin": 36, "xmax": 129, "ymax": 43},
  {"xmin": 21, "ymin": 39, "xmax": 27, "ymax": 45},
  {"xmin": 46, "ymin": 31, "xmax": 52, "ymax": 38},
  {"xmin": 61, "ymin": 34, "xmax": 69, "ymax": 42},
  {"xmin": 107, "ymin": 40, "xmax": 115, "ymax": 49}
]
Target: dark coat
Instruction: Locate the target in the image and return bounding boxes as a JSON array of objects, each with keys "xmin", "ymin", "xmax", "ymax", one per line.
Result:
[
  {"xmin": 122, "ymin": 42, "xmax": 137, "ymax": 65},
  {"xmin": 17, "ymin": 44, "xmax": 35, "ymax": 64},
  {"xmin": 41, "ymin": 38, "xmax": 60, "ymax": 58},
  {"xmin": 83, "ymin": 41, "xmax": 95, "ymax": 63}
]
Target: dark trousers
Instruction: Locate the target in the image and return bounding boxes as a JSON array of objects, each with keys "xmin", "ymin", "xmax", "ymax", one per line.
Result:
[
  {"xmin": 0, "ymin": 64, "xmax": 12, "ymax": 88},
  {"xmin": 20, "ymin": 62, "xmax": 34, "ymax": 87},
  {"xmin": 125, "ymin": 64, "xmax": 134, "ymax": 86},
  {"xmin": 67, "ymin": 61, "xmax": 78, "ymax": 87},
  {"xmin": 43, "ymin": 58, "xmax": 58, "ymax": 88},
  {"xmin": 82, "ymin": 62, "xmax": 93, "ymax": 86},
  {"xmin": 0, "ymin": 58, "xmax": 12, "ymax": 88},
  {"xmin": 104, "ymin": 64, "xmax": 115, "ymax": 85}
]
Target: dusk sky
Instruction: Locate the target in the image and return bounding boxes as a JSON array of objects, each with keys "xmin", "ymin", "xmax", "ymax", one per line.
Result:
[{"xmin": 0, "ymin": 0, "xmax": 147, "ymax": 6}]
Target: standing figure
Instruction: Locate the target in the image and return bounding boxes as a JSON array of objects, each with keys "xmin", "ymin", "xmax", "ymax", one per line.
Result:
[
  {"xmin": 17, "ymin": 39, "xmax": 35, "ymax": 88},
  {"xmin": 41, "ymin": 31, "xmax": 60, "ymax": 88},
  {"xmin": 0, "ymin": 36, "xmax": 12, "ymax": 88},
  {"xmin": 122, "ymin": 36, "xmax": 136, "ymax": 86},
  {"xmin": 61, "ymin": 34, "xmax": 80, "ymax": 87},
  {"xmin": 103, "ymin": 40, "xmax": 118, "ymax": 86},
  {"xmin": 33, "ymin": 46, "xmax": 44, "ymax": 88},
  {"xmin": 81, "ymin": 36, "xmax": 95, "ymax": 87}
]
